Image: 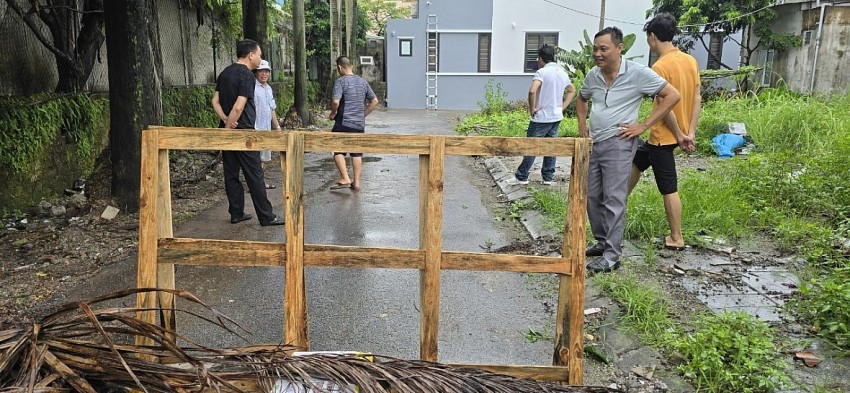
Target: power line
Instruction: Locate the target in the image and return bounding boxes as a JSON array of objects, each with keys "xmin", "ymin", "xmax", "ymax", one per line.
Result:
[
  {"xmin": 539, "ymin": 0, "xmax": 644, "ymax": 26},
  {"xmin": 538, "ymin": 0, "xmax": 780, "ymax": 29}
]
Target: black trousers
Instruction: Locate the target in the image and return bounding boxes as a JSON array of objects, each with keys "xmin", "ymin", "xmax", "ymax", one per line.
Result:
[{"xmin": 222, "ymin": 150, "xmax": 275, "ymax": 224}]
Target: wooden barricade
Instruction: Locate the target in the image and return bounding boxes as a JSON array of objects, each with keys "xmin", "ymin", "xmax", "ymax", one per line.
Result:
[{"xmin": 138, "ymin": 127, "xmax": 591, "ymax": 385}]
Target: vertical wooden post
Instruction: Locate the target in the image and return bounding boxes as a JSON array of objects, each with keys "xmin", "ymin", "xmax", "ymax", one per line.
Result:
[
  {"xmin": 553, "ymin": 138, "xmax": 591, "ymax": 384},
  {"xmin": 284, "ymin": 132, "xmax": 309, "ymax": 349},
  {"xmin": 156, "ymin": 147, "xmax": 176, "ymax": 341},
  {"xmin": 419, "ymin": 136, "xmax": 445, "ymax": 361},
  {"xmin": 137, "ymin": 129, "xmax": 159, "ymax": 347}
]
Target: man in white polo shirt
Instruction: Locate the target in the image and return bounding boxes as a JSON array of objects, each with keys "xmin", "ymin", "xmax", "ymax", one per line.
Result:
[
  {"xmin": 511, "ymin": 44, "xmax": 575, "ymax": 186},
  {"xmin": 577, "ymin": 27, "xmax": 681, "ymax": 273}
]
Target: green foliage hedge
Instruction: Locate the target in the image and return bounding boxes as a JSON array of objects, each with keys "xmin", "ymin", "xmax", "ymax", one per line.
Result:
[
  {"xmin": 162, "ymin": 86, "xmax": 220, "ymax": 128},
  {"xmin": 0, "ymin": 94, "xmax": 107, "ymax": 175}
]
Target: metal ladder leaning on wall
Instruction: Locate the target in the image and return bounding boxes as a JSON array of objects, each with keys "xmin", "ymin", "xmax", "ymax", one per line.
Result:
[{"xmin": 426, "ymin": 14, "xmax": 438, "ymax": 110}]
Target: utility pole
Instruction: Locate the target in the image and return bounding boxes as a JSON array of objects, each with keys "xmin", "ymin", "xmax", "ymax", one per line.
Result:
[
  {"xmin": 330, "ymin": 0, "xmax": 342, "ymax": 96},
  {"xmin": 345, "ymin": 0, "xmax": 357, "ymax": 68},
  {"xmin": 293, "ymin": 0, "xmax": 311, "ymax": 125},
  {"xmin": 599, "ymin": 0, "xmax": 606, "ymax": 31}
]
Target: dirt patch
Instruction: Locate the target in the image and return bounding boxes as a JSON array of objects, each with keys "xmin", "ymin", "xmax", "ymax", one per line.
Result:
[{"xmin": 0, "ymin": 150, "xmax": 224, "ymax": 329}]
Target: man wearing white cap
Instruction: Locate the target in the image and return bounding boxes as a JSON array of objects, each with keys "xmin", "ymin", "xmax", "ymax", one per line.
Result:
[{"xmin": 254, "ymin": 59, "xmax": 282, "ymax": 189}]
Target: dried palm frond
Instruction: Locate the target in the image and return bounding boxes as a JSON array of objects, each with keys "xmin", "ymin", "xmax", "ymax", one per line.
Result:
[{"xmin": 0, "ymin": 289, "xmax": 620, "ymax": 392}]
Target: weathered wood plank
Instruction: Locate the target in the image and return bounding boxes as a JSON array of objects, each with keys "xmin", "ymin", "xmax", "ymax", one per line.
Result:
[
  {"xmin": 158, "ymin": 240, "xmax": 578, "ymax": 273},
  {"xmin": 305, "ymin": 245, "xmax": 425, "ymax": 268},
  {"xmin": 420, "ymin": 137, "xmax": 445, "ymax": 362},
  {"xmin": 192, "ymin": 364, "xmax": 569, "ymax": 392},
  {"xmin": 554, "ymin": 138, "xmax": 591, "ymax": 385},
  {"xmin": 137, "ymin": 130, "xmax": 159, "ymax": 348},
  {"xmin": 443, "ymin": 136, "xmax": 576, "ymax": 157},
  {"xmin": 156, "ymin": 128, "xmax": 289, "ymax": 151},
  {"xmin": 154, "ymin": 128, "xmax": 580, "ymax": 158},
  {"xmin": 303, "ymin": 132, "xmax": 431, "ymax": 154},
  {"xmin": 158, "ymin": 238, "xmax": 284, "ymax": 266},
  {"xmin": 156, "ymin": 148, "xmax": 177, "ymax": 340},
  {"xmin": 447, "ymin": 364, "xmax": 570, "ymax": 382},
  {"xmin": 284, "ymin": 132, "xmax": 309, "ymax": 349},
  {"xmin": 442, "ymin": 252, "xmax": 571, "ymax": 274}
]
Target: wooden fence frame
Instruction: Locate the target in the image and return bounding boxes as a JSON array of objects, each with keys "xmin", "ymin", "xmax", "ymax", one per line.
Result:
[{"xmin": 137, "ymin": 127, "xmax": 591, "ymax": 384}]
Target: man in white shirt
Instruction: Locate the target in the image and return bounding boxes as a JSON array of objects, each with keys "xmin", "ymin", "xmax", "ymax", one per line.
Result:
[{"xmin": 511, "ymin": 44, "xmax": 575, "ymax": 186}]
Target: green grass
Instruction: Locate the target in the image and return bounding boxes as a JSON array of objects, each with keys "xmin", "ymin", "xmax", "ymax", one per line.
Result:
[
  {"xmin": 459, "ymin": 89, "xmax": 850, "ymax": 359},
  {"xmin": 591, "ymin": 270, "xmax": 676, "ymax": 347},
  {"xmin": 530, "ymin": 188, "xmax": 567, "ymax": 232},
  {"xmin": 593, "ymin": 269, "xmax": 791, "ymax": 392},
  {"xmin": 454, "ymin": 110, "xmax": 578, "ymax": 138},
  {"xmin": 626, "ymin": 163, "xmax": 755, "ymax": 244},
  {"xmin": 670, "ymin": 312, "xmax": 790, "ymax": 393}
]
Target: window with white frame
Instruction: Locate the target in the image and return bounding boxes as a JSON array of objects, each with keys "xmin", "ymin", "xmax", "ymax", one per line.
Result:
[
  {"xmin": 399, "ymin": 38, "xmax": 413, "ymax": 57},
  {"xmin": 525, "ymin": 33, "xmax": 558, "ymax": 72}
]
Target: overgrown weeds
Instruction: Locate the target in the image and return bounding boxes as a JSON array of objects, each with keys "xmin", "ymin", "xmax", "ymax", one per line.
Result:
[
  {"xmin": 670, "ymin": 312, "xmax": 791, "ymax": 393},
  {"xmin": 592, "ymin": 271, "xmax": 676, "ymax": 347},
  {"xmin": 459, "ymin": 86, "xmax": 850, "ymax": 386}
]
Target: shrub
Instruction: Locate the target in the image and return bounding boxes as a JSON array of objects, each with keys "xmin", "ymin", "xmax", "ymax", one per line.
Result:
[
  {"xmin": 477, "ymin": 79, "xmax": 509, "ymax": 115},
  {"xmin": 671, "ymin": 312, "xmax": 790, "ymax": 392},
  {"xmin": 0, "ymin": 94, "xmax": 108, "ymax": 175}
]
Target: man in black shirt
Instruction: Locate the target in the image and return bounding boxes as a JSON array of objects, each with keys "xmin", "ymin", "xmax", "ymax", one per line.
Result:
[{"xmin": 212, "ymin": 39, "xmax": 284, "ymax": 226}]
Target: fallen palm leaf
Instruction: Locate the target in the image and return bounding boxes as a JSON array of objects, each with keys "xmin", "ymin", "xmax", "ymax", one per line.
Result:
[{"xmin": 0, "ymin": 289, "xmax": 620, "ymax": 392}]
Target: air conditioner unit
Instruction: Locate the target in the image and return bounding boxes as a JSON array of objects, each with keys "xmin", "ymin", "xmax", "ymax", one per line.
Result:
[{"xmin": 803, "ymin": 30, "xmax": 813, "ymax": 45}]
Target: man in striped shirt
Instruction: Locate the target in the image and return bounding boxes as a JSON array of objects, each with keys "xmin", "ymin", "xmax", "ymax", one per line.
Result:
[{"xmin": 328, "ymin": 56, "xmax": 379, "ymax": 191}]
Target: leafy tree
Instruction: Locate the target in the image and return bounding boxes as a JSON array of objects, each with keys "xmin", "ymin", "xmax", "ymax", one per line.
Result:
[
  {"xmin": 648, "ymin": 0, "xmax": 800, "ymax": 69},
  {"xmin": 359, "ymin": 0, "xmax": 411, "ymax": 36},
  {"xmin": 283, "ymin": 0, "xmax": 368, "ymax": 101},
  {"xmin": 4, "ymin": 0, "xmax": 105, "ymax": 93}
]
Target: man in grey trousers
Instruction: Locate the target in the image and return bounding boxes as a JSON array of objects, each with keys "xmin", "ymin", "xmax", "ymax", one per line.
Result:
[{"xmin": 576, "ymin": 27, "xmax": 681, "ymax": 273}]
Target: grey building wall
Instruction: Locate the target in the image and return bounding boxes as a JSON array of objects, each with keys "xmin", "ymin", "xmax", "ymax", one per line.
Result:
[
  {"xmin": 386, "ymin": 0, "xmax": 495, "ymax": 109},
  {"xmin": 419, "ymin": 0, "xmax": 493, "ymax": 30},
  {"xmin": 757, "ymin": 3, "xmax": 850, "ymax": 94},
  {"xmin": 386, "ymin": 18, "xmax": 426, "ymax": 108},
  {"xmin": 437, "ymin": 74, "xmax": 531, "ymax": 110},
  {"xmin": 438, "ymin": 33, "xmax": 479, "ymax": 73}
]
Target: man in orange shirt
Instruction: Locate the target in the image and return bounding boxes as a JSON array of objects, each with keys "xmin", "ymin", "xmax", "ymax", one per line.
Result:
[{"xmin": 629, "ymin": 13, "xmax": 701, "ymax": 250}]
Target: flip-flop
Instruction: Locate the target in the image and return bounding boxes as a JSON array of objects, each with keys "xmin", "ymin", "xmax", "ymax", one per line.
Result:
[
  {"xmin": 329, "ymin": 182, "xmax": 352, "ymax": 190},
  {"xmin": 265, "ymin": 184, "xmax": 276, "ymax": 189}
]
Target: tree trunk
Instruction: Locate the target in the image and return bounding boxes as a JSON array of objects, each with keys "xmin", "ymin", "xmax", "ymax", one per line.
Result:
[
  {"xmin": 293, "ymin": 0, "xmax": 311, "ymax": 125},
  {"xmin": 345, "ymin": 0, "xmax": 356, "ymax": 67},
  {"xmin": 104, "ymin": 0, "xmax": 163, "ymax": 212},
  {"xmin": 329, "ymin": 0, "xmax": 341, "ymax": 98},
  {"xmin": 242, "ymin": 0, "xmax": 269, "ymax": 56}
]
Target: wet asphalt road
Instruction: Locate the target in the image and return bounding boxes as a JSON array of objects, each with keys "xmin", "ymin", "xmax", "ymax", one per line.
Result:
[{"xmin": 66, "ymin": 109, "xmax": 557, "ymax": 365}]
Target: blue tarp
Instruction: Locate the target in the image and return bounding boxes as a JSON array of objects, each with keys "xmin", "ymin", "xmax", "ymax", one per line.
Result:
[{"xmin": 711, "ymin": 133, "xmax": 746, "ymax": 158}]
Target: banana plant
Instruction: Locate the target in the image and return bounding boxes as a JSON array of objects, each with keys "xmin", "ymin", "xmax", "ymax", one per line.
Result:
[{"xmin": 555, "ymin": 29, "xmax": 641, "ymax": 82}]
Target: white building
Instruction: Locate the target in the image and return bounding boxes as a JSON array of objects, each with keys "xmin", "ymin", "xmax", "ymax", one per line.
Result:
[{"xmin": 385, "ymin": 0, "xmax": 655, "ymax": 109}]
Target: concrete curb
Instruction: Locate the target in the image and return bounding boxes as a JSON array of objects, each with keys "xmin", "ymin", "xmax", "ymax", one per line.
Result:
[{"xmin": 484, "ymin": 157, "xmax": 558, "ymax": 241}]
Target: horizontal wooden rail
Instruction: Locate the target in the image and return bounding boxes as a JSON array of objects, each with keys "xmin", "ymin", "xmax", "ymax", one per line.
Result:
[
  {"xmin": 192, "ymin": 364, "xmax": 571, "ymax": 392},
  {"xmin": 157, "ymin": 238, "xmax": 572, "ymax": 274},
  {"xmin": 154, "ymin": 128, "xmax": 577, "ymax": 157},
  {"xmin": 447, "ymin": 364, "xmax": 571, "ymax": 382}
]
